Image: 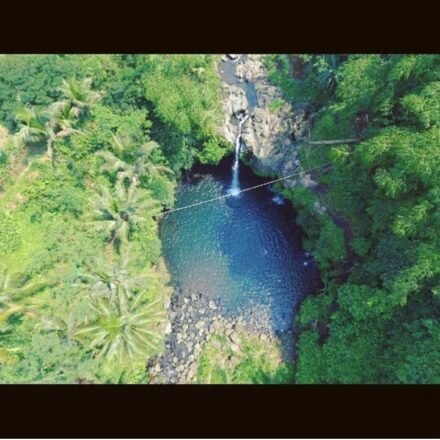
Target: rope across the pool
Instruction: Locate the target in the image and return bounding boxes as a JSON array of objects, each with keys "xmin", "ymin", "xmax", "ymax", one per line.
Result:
[{"xmin": 158, "ymin": 163, "xmax": 330, "ymax": 217}]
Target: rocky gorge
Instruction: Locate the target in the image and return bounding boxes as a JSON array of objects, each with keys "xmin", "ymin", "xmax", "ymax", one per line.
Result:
[
  {"xmin": 147, "ymin": 55, "xmax": 314, "ymax": 384},
  {"xmin": 217, "ymin": 54, "xmax": 315, "ymax": 188}
]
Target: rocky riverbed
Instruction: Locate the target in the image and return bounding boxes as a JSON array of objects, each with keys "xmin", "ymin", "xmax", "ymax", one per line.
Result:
[
  {"xmin": 148, "ymin": 287, "xmax": 294, "ymax": 384},
  {"xmin": 148, "ymin": 54, "xmax": 319, "ymax": 384}
]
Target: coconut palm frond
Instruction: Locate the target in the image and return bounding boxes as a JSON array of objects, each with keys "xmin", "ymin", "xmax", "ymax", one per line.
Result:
[{"xmin": 74, "ymin": 289, "xmax": 164, "ymax": 363}]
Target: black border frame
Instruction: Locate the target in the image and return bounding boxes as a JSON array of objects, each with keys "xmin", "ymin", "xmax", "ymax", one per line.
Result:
[{"xmin": 0, "ymin": 4, "xmax": 438, "ymax": 438}]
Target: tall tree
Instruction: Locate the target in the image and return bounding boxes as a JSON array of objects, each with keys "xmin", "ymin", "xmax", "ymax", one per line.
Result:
[
  {"xmin": 74, "ymin": 289, "xmax": 164, "ymax": 364},
  {"xmin": 59, "ymin": 78, "xmax": 102, "ymax": 116},
  {"xmin": 96, "ymin": 136, "xmax": 173, "ymax": 187},
  {"xmin": 93, "ymin": 182, "xmax": 160, "ymax": 247}
]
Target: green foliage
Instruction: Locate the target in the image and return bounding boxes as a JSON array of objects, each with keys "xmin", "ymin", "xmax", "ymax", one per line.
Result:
[
  {"xmin": 197, "ymin": 137, "xmax": 231, "ymax": 164},
  {"xmin": 141, "ymin": 55, "xmax": 221, "ymax": 137},
  {"xmin": 0, "ymin": 148, "xmax": 7, "ymax": 167},
  {"xmin": 93, "ymin": 182, "xmax": 160, "ymax": 247},
  {"xmin": 74, "ymin": 290, "xmax": 164, "ymax": 367},
  {"xmin": 0, "ymin": 332, "xmax": 98, "ymax": 384},
  {"xmin": 268, "ymin": 98, "xmax": 284, "ymax": 113},
  {"xmin": 400, "ymin": 82, "xmax": 440, "ymax": 129},
  {"xmin": 0, "ymin": 214, "xmax": 22, "ymax": 254},
  {"xmin": 22, "ymin": 164, "xmax": 86, "ymax": 219},
  {"xmin": 264, "ymin": 54, "xmax": 344, "ymax": 107},
  {"xmin": 336, "ymin": 55, "xmax": 386, "ymax": 111},
  {"xmin": 0, "ymin": 54, "xmax": 223, "ymax": 383},
  {"xmin": 196, "ymin": 332, "xmax": 291, "ymax": 384},
  {"xmin": 288, "ymin": 54, "xmax": 440, "ymax": 384},
  {"xmin": 314, "ymin": 218, "xmax": 347, "ymax": 270},
  {"xmin": 295, "ymin": 331, "xmax": 324, "ymax": 384},
  {"xmin": 299, "ymin": 292, "xmax": 332, "ymax": 327},
  {"xmin": 0, "ymin": 55, "xmax": 118, "ymax": 131}
]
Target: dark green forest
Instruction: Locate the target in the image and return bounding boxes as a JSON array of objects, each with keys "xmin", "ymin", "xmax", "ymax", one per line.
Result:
[
  {"xmin": 266, "ymin": 54, "xmax": 440, "ymax": 383},
  {"xmin": 0, "ymin": 54, "xmax": 439, "ymax": 383}
]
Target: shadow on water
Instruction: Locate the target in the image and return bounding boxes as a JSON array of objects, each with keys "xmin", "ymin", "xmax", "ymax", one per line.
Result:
[{"xmin": 160, "ymin": 155, "xmax": 322, "ymax": 361}]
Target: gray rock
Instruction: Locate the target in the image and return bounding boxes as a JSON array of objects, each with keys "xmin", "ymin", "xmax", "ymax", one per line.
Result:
[
  {"xmin": 164, "ymin": 297, "xmax": 171, "ymax": 310},
  {"xmin": 164, "ymin": 322, "xmax": 172, "ymax": 334},
  {"xmin": 230, "ymin": 343, "xmax": 241, "ymax": 354},
  {"xmin": 212, "ymin": 320, "xmax": 222, "ymax": 331},
  {"xmin": 217, "ymin": 54, "xmax": 308, "ymax": 189},
  {"xmin": 229, "ymin": 331, "xmax": 241, "ymax": 346},
  {"xmin": 195, "ymin": 321, "xmax": 205, "ymax": 330},
  {"xmin": 208, "ymin": 301, "xmax": 216, "ymax": 310}
]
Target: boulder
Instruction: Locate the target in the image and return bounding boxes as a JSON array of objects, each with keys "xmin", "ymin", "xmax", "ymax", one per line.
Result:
[
  {"xmin": 195, "ymin": 321, "xmax": 205, "ymax": 330},
  {"xmin": 164, "ymin": 322, "xmax": 172, "ymax": 335},
  {"xmin": 229, "ymin": 331, "xmax": 241, "ymax": 346},
  {"xmin": 163, "ymin": 297, "xmax": 171, "ymax": 310},
  {"xmin": 230, "ymin": 343, "xmax": 241, "ymax": 354}
]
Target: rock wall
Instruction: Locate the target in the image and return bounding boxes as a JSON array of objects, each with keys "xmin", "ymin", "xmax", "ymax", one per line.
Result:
[{"xmin": 217, "ymin": 55, "xmax": 312, "ymax": 188}]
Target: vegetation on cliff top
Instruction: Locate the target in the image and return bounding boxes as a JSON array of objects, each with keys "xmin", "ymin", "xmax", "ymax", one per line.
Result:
[{"xmin": 266, "ymin": 54, "xmax": 440, "ymax": 383}]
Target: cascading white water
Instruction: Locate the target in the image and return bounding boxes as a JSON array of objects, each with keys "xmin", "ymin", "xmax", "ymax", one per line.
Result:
[{"xmin": 229, "ymin": 113, "xmax": 248, "ymax": 196}]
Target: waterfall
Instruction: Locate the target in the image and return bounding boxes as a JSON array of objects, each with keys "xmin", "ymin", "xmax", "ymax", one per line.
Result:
[{"xmin": 229, "ymin": 113, "xmax": 248, "ymax": 197}]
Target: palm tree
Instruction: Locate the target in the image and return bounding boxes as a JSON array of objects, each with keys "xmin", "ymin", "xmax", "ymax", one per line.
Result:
[
  {"xmin": 15, "ymin": 106, "xmax": 50, "ymax": 148},
  {"xmin": 78, "ymin": 247, "xmax": 153, "ymax": 301},
  {"xmin": 15, "ymin": 103, "xmax": 77, "ymax": 163},
  {"xmin": 15, "ymin": 78, "xmax": 101, "ymax": 163},
  {"xmin": 74, "ymin": 289, "xmax": 165, "ymax": 364},
  {"xmin": 93, "ymin": 182, "xmax": 160, "ymax": 246},
  {"xmin": 96, "ymin": 136, "xmax": 173, "ymax": 187},
  {"xmin": 0, "ymin": 269, "xmax": 47, "ymax": 330},
  {"xmin": 59, "ymin": 78, "xmax": 102, "ymax": 116}
]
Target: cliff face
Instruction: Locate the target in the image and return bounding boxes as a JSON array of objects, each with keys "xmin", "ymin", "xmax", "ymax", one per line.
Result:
[{"xmin": 217, "ymin": 55, "xmax": 312, "ymax": 188}]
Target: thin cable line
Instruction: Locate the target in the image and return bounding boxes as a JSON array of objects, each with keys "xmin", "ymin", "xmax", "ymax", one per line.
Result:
[{"xmin": 158, "ymin": 162, "xmax": 330, "ymax": 216}]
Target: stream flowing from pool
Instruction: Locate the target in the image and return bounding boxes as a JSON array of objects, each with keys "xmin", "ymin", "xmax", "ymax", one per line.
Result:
[{"xmin": 160, "ymin": 156, "xmax": 321, "ymax": 334}]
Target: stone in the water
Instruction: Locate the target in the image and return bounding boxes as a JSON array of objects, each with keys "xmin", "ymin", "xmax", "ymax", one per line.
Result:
[{"xmin": 209, "ymin": 301, "xmax": 216, "ymax": 310}]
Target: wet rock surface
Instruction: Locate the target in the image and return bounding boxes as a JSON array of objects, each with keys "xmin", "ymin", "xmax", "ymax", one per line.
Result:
[{"xmin": 217, "ymin": 54, "xmax": 316, "ymax": 189}]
